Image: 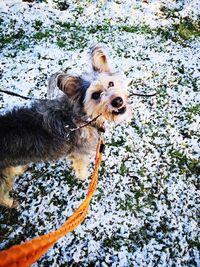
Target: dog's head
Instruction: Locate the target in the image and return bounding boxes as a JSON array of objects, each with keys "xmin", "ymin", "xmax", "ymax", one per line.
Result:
[
  {"xmin": 83, "ymin": 72, "xmax": 131, "ymax": 123},
  {"xmin": 48, "ymin": 45, "xmax": 132, "ymax": 124}
]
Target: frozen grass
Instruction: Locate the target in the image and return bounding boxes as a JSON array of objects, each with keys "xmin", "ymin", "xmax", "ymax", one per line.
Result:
[{"xmin": 0, "ymin": 1, "xmax": 200, "ymax": 266}]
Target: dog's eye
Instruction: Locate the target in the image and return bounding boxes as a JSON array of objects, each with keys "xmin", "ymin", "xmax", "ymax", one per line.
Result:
[
  {"xmin": 108, "ymin": 81, "xmax": 114, "ymax": 87},
  {"xmin": 91, "ymin": 92, "xmax": 101, "ymax": 100}
]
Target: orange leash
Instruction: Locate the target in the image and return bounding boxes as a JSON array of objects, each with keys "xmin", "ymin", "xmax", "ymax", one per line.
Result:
[{"xmin": 0, "ymin": 138, "xmax": 105, "ymax": 267}]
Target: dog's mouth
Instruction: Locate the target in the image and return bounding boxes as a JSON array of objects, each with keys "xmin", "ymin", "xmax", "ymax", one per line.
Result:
[{"xmin": 112, "ymin": 106, "xmax": 127, "ymax": 115}]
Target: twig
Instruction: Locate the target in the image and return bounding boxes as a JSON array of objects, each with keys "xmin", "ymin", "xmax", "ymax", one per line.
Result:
[
  {"xmin": 68, "ymin": 114, "xmax": 102, "ymax": 132},
  {"xmin": 129, "ymin": 92, "xmax": 156, "ymax": 97}
]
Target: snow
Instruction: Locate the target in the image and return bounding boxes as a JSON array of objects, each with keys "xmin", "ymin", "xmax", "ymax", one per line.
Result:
[{"xmin": 0, "ymin": 0, "xmax": 200, "ymax": 266}]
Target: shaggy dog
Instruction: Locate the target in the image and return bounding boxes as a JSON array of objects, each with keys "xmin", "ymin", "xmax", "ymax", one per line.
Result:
[{"xmin": 0, "ymin": 45, "xmax": 131, "ymax": 207}]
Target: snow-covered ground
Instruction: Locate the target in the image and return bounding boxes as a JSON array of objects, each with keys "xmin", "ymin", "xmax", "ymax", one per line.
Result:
[{"xmin": 0, "ymin": 1, "xmax": 199, "ymax": 266}]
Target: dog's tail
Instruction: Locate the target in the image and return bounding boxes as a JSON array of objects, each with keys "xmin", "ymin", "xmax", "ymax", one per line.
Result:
[{"xmin": 47, "ymin": 72, "xmax": 66, "ymax": 100}]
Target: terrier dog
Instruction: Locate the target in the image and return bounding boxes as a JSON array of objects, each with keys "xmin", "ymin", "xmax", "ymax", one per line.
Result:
[{"xmin": 0, "ymin": 45, "xmax": 131, "ymax": 208}]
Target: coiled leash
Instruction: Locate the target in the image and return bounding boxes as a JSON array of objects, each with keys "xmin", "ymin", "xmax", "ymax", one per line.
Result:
[{"xmin": 0, "ymin": 137, "xmax": 105, "ymax": 267}]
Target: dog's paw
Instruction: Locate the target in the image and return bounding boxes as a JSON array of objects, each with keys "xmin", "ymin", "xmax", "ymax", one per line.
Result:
[
  {"xmin": 0, "ymin": 196, "xmax": 17, "ymax": 209},
  {"xmin": 75, "ymin": 167, "xmax": 90, "ymax": 180},
  {"xmin": 11, "ymin": 199, "xmax": 19, "ymax": 209},
  {"xmin": 15, "ymin": 165, "xmax": 27, "ymax": 175}
]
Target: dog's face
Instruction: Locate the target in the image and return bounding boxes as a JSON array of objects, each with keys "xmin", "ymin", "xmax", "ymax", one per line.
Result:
[
  {"xmin": 84, "ymin": 72, "xmax": 132, "ymax": 123},
  {"xmin": 48, "ymin": 45, "xmax": 132, "ymax": 123}
]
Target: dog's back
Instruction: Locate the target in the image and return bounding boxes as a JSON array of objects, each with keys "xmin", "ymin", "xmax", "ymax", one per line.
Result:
[{"xmin": 0, "ymin": 99, "xmax": 74, "ymax": 168}]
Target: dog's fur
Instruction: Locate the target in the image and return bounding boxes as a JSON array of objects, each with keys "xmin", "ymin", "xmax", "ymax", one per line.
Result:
[{"xmin": 0, "ymin": 45, "xmax": 131, "ymax": 208}]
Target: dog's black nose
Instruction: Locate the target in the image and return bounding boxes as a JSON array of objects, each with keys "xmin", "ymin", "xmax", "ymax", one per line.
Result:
[{"xmin": 111, "ymin": 97, "xmax": 123, "ymax": 108}]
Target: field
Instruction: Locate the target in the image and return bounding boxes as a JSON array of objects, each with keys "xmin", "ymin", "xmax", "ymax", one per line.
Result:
[{"xmin": 0, "ymin": 0, "xmax": 199, "ymax": 266}]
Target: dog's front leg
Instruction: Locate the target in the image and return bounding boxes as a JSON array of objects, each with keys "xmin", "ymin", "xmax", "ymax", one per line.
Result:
[
  {"xmin": 0, "ymin": 166, "xmax": 26, "ymax": 208},
  {"xmin": 69, "ymin": 153, "xmax": 91, "ymax": 180}
]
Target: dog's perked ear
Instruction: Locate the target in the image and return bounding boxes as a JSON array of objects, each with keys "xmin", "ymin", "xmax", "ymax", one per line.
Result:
[
  {"xmin": 57, "ymin": 74, "xmax": 84, "ymax": 99},
  {"xmin": 48, "ymin": 72, "xmax": 89, "ymax": 100},
  {"xmin": 90, "ymin": 45, "xmax": 112, "ymax": 73}
]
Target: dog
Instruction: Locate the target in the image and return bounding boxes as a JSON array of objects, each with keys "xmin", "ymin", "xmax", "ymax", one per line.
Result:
[{"xmin": 0, "ymin": 45, "xmax": 132, "ymax": 208}]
